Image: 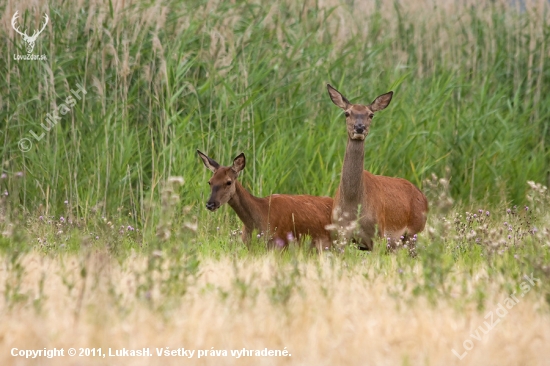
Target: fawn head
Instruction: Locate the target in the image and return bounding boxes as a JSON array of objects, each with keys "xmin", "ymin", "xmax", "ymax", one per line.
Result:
[
  {"xmin": 327, "ymin": 84, "xmax": 393, "ymax": 141},
  {"xmin": 197, "ymin": 150, "xmax": 245, "ymax": 211}
]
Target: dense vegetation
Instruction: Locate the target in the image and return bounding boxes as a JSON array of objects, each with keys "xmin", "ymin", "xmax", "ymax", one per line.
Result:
[
  {"xmin": 0, "ymin": 1, "xmax": 549, "ymax": 364},
  {"xmin": 2, "ymin": 0, "xmax": 549, "ymax": 221}
]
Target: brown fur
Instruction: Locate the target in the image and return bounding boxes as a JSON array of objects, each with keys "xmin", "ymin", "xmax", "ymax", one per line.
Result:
[
  {"xmin": 197, "ymin": 150, "xmax": 333, "ymax": 249},
  {"xmin": 327, "ymin": 84, "xmax": 428, "ymax": 250}
]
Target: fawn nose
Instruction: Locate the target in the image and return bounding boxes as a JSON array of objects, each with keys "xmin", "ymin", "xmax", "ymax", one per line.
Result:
[
  {"xmin": 206, "ymin": 202, "xmax": 217, "ymax": 211},
  {"xmin": 354, "ymin": 124, "xmax": 365, "ymax": 134}
]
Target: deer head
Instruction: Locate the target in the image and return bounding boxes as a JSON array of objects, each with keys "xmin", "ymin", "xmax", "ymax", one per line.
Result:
[
  {"xmin": 197, "ymin": 150, "xmax": 246, "ymax": 211},
  {"xmin": 11, "ymin": 11, "xmax": 49, "ymax": 54},
  {"xmin": 327, "ymin": 84, "xmax": 393, "ymax": 141}
]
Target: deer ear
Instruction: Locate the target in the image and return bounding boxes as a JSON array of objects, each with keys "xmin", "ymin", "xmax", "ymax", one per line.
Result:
[
  {"xmin": 197, "ymin": 150, "xmax": 220, "ymax": 173},
  {"xmin": 327, "ymin": 84, "xmax": 350, "ymax": 110},
  {"xmin": 231, "ymin": 153, "xmax": 246, "ymax": 174},
  {"xmin": 370, "ymin": 91, "xmax": 393, "ymax": 112}
]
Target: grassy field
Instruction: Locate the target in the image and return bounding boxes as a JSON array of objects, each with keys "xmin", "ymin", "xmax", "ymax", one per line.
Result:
[{"xmin": 1, "ymin": 0, "xmax": 550, "ymax": 364}]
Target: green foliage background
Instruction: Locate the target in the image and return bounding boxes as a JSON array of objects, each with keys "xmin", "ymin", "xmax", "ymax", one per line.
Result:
[
  {"xmin": 0, "ymin": 0, "xmax": 550, "ymax": 322},
  {"xmin": 1, "ymin": 0, "xmax": 549, "ymax": 228}
]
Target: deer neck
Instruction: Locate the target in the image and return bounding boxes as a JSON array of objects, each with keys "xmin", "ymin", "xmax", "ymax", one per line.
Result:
[
  {"xmin": 339, "ymin": 137, "xmax": 365, "ymax": 203},
  {"xmin": 228, "ymin": 182, "xmax": 266, "ymax": 232}
]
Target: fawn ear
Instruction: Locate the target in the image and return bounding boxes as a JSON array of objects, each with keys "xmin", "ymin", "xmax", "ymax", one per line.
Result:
[
  {"xmin": 231, "ymin": 153, "xmax": 246, "ymax": 174},
  {"xmin": 370, "ymin": 91, "xmax": 393, "ymax": 112},
  {"xmin": 197, "ymin": 150, "xmax": 220, "ymax": 173},
  {"xmin": 327, "ymin": 84, "xmax": 350, "ymax": 110}
]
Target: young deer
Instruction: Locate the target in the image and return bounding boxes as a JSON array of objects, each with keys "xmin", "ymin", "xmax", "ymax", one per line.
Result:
[
  {"xmin": 327, "ymin": 84, "xmax": 428, "ymax": 250},
  {"xmin": 197, "ymin": 150, "xmax": 333, "ymax": 249}
]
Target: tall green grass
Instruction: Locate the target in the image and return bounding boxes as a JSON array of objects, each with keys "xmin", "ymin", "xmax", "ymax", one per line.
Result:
[{"xmin": 1, "ymin": 0, "xmax": 549, "ymax": 229}]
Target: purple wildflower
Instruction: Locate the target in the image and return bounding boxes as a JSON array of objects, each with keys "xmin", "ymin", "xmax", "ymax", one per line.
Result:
[
  {"xmin": 0, "ymin": 173, "xmax": 6, "ymax": 179},
  {"xmin": 275, "ymin": 237, "xmax": 285, "ymax": 249},
  {"xmin": 286, "ymin": 232, "xmax": 295, "ymax": 242},
  {"xmin": 60, "ymin": 216, "xmax": 65, "ymax": 223},
  {"xmin": 127, "ymin": 225, "xmax": 134, "ymax": 231},
  {"xmin": 486, "ymin": 211, "xmax": 490, "ymax": 216},
  {"xmin": 39, "ymin": 216, "xmax": 43, "ymax": 221},
  {"xmin": 15, "ymin": 172, "xmax": 23, "ymax": 178}
]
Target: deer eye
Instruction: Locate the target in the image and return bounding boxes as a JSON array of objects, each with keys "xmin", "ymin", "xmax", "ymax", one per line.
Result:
[
  {"xmin": 226, "ymin": 181, "xmax": 232, "ymax": 186},
  {"xmin": 344, "ymin": 112, "xmax": 350, "ymax": 117},
  {"xmin": 369, "ymin": 114, "xmax": 374, "ymax": 119},
  {"xmin": 208, "ymin": 181, "xmax": 212, "ymax": 185}
]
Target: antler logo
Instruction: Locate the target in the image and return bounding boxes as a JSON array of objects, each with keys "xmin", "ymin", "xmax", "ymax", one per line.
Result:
[{"xmin": 11, "ymin": 11, "xmax": 49, "ymax": 54}]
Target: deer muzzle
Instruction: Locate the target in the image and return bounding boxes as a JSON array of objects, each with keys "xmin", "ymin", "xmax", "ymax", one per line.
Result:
[
  {"xmin": 353, "ymin": 123, "xmax": 365, "ymax": 134},
  {"xmin": 206, "ymin": 201, "xmax": 219, "ymax": 211}
]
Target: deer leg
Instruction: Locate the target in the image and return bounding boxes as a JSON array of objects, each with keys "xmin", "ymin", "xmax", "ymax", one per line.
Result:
[{"xmin": 241, "ymin": 226, "xmax": 252, "ymax": 248}]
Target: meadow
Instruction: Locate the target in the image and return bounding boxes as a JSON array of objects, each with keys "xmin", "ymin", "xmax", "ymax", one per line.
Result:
[{"xmin": 1, "ymin": 0, "xmax": 550, "ymax": 364}]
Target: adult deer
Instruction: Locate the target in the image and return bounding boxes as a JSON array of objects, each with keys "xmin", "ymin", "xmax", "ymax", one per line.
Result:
[
  {"xmin": 327, "ymin": 84, "xmax": 428, "ymax": 250},
  {"xmin": 197, "ymin": 150, "xmax": 333, "ymax": 249}
]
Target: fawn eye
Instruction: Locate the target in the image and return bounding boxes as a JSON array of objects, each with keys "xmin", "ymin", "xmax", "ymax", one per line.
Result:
[
  {"xmin": 226, "ymin": 181, "xmax": 232, "ymax": 186},
  {"xmin": 369, "ymin": 114, "xmax": 374, "ymax": 119},
  {"xmin": 344, "ymin": 112, "xmax": 350, "ymax": 117},
  {"xmin": 208, "ymin": 181, "xmax": 211, "ymax": 185}
]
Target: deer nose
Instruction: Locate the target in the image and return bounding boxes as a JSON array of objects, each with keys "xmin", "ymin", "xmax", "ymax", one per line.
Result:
[
  {"xmin": 206, "ymin": 202, "xmax": 217, "ymax": 211},
  {"xmin": 354, "ymin": 124, "xmax": 365, "ymax": 134}
]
